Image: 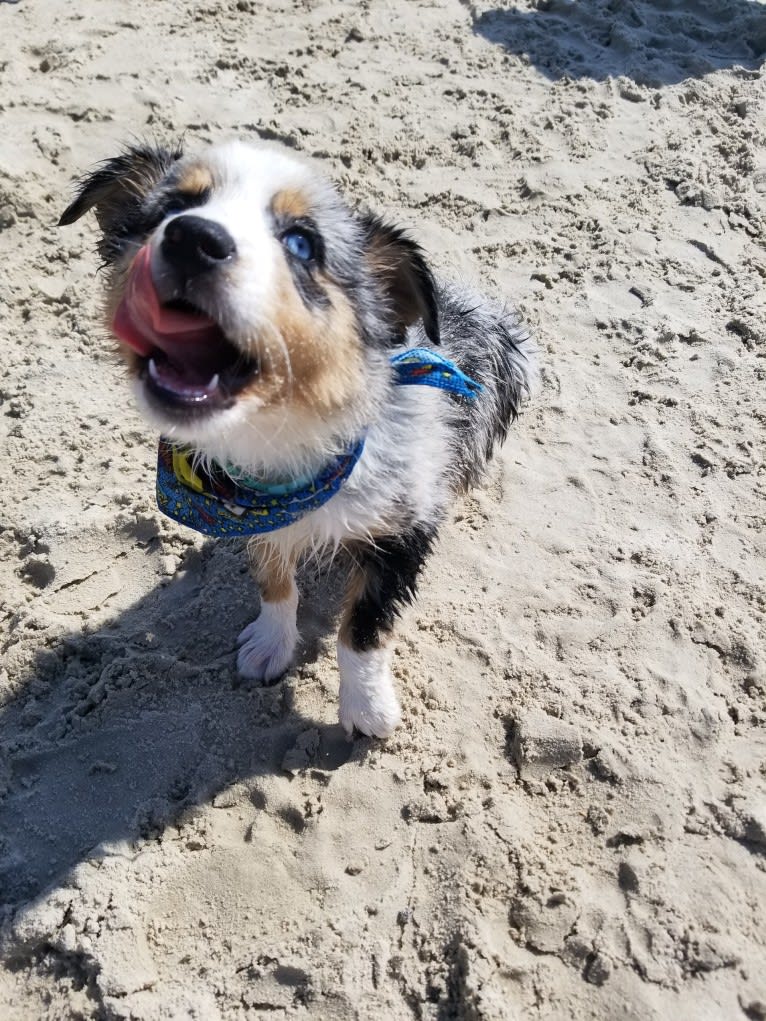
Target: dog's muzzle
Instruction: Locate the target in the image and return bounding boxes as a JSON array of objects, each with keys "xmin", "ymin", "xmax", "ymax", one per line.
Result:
[{"xmin": 111, "ymin": 244, "xmax": 259, "ymax": 417}]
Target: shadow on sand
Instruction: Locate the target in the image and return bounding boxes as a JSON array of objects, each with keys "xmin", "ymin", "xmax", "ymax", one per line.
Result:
[
  {"xmin": 472, "ymin": 0, "xmax": 766, "ymax": 86},
  {"xmin": 0, "ymin": 538, "xmax": 358, "ymax": 911}
]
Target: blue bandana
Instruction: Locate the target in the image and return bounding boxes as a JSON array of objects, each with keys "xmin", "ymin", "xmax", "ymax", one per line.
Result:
[{"xmin": 156, "ymin": 348, "xmax": 482, "ymax": 538}]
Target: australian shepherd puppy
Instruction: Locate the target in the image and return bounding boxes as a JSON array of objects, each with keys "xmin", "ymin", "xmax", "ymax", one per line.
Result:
[{"xmin": 60, "ymin": 140, "xmax": 537, "ymax": 739}]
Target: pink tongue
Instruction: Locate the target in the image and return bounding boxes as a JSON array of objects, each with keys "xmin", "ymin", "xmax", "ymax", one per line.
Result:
[{"xmin": 112, "ymin": 245, "xmax": 218, "ymax": 358}]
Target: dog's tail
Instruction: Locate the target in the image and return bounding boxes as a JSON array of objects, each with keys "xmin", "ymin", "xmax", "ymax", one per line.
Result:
[{"xmin": 435, "ymin": 285, "xmax": 539, "ymax": 490}]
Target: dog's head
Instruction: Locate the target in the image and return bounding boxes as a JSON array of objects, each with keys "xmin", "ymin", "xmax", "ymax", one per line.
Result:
[{"xmin": 60, "ymin": 140, "xmax": 439, "ymax": 469}]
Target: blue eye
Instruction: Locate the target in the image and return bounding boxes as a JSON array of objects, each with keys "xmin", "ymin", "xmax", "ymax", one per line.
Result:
[{"xmin": 282, "ymin": 229, "xmax": 315, "ymax": 262}]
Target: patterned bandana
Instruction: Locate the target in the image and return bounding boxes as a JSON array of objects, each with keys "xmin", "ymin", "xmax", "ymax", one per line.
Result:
[{"xmin": 156, "ymin": 348, "xmax": 482, "ymax": 538}]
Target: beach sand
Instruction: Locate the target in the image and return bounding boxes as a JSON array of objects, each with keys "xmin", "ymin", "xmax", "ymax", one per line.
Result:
[{"xmin": 1, "ymin": 0, "xmax": 765, "ymax": 1017}]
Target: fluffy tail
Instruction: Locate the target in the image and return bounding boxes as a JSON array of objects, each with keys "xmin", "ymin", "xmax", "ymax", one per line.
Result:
[{"xmin": 437, "ymin": 286, "xmax": 539, "ymax": 490}]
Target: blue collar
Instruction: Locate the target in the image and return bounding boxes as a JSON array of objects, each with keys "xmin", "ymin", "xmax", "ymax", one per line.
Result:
[{"xmin": 156, "ymin": 348, "xmax": 482, "ymax": 538}]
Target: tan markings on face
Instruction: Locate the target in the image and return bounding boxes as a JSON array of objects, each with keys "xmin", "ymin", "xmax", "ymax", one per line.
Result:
[
  {"xmin": 271, "ymin": 187, "xmax": 311, "ymax": 221},
  {"xmin": 238, "ymin": 261, "xmax": 364, "ymax": 414},
  {"xmin": 176, "ymin": 163, "xmax": 214, "ymax": 197}
]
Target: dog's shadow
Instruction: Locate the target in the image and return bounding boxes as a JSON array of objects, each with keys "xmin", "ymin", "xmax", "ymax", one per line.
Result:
[
  {"xmin": 472, "ymin": 0, "xmax": 766, "ymax": 86},
  {"xmin": 0, "ymin": 539, "xmax": 357, "ymax": 911}
]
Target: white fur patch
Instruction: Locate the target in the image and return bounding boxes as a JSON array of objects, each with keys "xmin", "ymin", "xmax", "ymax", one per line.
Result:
[
  {"xmin": 337, "ymin": 642, "xmax": 401, "ymax": 739},
  {"xmin": 237, "ymin": 584, "xmax": 298, "ymax": 682}
]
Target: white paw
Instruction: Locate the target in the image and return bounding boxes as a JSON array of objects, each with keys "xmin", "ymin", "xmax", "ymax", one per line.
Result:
[
  {"xmin": 237, "ymin": 592, "xmax": 298, "ymax": 683},
  {"xmin": 337, "ymin": 643, "xmax": 402, "ymax": 739}
]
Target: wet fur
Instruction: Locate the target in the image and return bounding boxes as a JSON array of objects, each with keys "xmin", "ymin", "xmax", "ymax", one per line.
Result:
[{"xmin": 61, "ymin": 139, "xmax": 538, "ymax": 737}]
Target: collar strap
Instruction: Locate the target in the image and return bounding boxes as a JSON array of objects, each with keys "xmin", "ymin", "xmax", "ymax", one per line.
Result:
[
  {"xmin": 156, "ymin": 347, "xmax": 482, "ymax": 537},
  {"xmin": 390, "ymin": 347, "xmax": 483, "ymax": 399}
]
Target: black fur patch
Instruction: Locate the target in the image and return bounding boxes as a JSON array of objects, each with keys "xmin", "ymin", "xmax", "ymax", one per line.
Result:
[
  {"xmin": 345, "ymin": 524, "xmax": 438, "ymax": 651},
  {"xmin": 291, "ymin": 263, "xmax": 332, "ymax": 311},
  {"xmin": 59, "ymin": 142, "xmax": 184, "ymax": 262}
]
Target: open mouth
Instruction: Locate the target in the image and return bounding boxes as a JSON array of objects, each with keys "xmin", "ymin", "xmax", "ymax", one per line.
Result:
[{"xmin": 112, "ymin": 246, "xmax": 258, "ymax": 413}]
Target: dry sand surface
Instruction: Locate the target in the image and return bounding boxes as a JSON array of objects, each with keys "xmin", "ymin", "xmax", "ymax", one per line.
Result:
[{"xmin": 1, "ymin": 0, "xmax": 766, "ymax": 1018}]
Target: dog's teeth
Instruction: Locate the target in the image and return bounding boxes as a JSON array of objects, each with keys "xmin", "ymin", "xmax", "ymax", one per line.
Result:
[{"xmin": 147, "ymin": 357, "xmax": 219, "ymax": 399}]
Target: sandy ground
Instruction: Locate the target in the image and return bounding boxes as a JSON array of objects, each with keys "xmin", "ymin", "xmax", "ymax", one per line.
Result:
[{"xmin": 1, "ymin": 0, "xmax": 765, "ymax": 1018}]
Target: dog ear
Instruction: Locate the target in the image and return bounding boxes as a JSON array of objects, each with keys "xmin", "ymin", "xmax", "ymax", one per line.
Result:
[
  {"xmin": 59, "ymin": 142, "xmax": 183, "ymax": 230},
  {"xmin": 361, "ymin": 214, "xmax": 440, "ymax": 346}
]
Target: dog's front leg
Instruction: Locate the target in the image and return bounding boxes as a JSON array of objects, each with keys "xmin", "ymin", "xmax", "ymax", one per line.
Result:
[
  {"xmin": 338, "ymin": 526, "xmax": 436, "ymax": 738},
  {"xmin": 237, "ymin": 542, "xmax": 298, "ymax": 683}
]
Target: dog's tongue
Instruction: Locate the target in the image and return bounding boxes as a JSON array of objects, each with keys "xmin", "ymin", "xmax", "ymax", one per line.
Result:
[{"xmin": 112, "ymin": 245, "xmax": 219, "ymax": 363}]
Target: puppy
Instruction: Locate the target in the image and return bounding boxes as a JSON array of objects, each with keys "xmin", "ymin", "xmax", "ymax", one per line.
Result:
[{"xmin": 60, "ymin": 140, "xmax": 537, "ymax": 738}]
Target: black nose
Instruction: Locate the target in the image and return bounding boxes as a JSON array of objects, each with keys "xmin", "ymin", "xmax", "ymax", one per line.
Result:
[{"xmin": 161, "ymin": 215, "xmax": 236, "ymax": 277}]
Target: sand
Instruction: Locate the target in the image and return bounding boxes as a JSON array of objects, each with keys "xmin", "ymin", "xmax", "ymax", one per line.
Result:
[{"xmin": 1, "ymin": 0, "xmax": 765, "ymax": 1018}]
